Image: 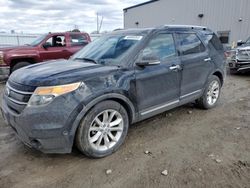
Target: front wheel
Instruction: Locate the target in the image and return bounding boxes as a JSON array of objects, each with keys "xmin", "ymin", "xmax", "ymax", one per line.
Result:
[
  {"xmin": 76, "ymin": 100, "xmax": 129, "ymax": 158},
  {"xmin": 196, "ymin": 75, "xmax": 221, "ymax": 109}
]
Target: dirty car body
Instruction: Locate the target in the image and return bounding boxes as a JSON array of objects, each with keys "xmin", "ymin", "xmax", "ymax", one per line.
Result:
[{"xmin": 1, "ymin": 25, "xmax": 226, "ymax": 156}]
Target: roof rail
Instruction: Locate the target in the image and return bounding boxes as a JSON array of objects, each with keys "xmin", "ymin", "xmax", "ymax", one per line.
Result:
[{"xmin": 164, "ymin": 25, "xmax": 207, "ymax": 30}]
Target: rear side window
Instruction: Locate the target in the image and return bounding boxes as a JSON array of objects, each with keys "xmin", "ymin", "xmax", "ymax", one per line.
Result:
[
  {"xmin": 70, "ymin": 34, "xmax": 88, "ymax": 46},
  {"xmin": 177, "ymin": 33, "xmax": 206, "ymax": 55},
  {"xmin": 142, "ymin": 33, "xmax": 176, "ymax": 60}
]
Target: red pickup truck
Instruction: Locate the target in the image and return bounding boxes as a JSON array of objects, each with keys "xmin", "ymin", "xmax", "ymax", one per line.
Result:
[{"xmin": 0, "ymin": 32, "xmax": 91, "ymax": 79}]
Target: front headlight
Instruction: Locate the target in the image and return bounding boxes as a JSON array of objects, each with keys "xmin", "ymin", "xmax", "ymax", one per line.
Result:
[{"xmin": 28, "ymin": 82, "xmax": 81, "ymax": 106}]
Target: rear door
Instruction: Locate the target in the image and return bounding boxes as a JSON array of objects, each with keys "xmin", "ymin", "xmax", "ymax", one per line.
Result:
[
  {"xmin": 135, "ymin": 31, "xmax": 182, "ymax": 118},
  {"xmin": 176, "ymin": 32, "xmax": 213, "ymax": 101}
]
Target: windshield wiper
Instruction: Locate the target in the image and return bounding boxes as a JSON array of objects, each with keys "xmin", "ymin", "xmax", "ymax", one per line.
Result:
[{"xmin": 74, "ymin": 57, "xmax": 98, "ymax": 64}]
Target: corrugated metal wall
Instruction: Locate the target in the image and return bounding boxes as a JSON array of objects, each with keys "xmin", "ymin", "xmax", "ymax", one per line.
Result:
[{"xmin": 124, "ymin": 0, "xmax": 250, "ymax": 43}]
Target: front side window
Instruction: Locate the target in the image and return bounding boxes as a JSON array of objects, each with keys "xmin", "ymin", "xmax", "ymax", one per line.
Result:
[
  {"xmin": 70, "ymin": 34, "xmax": 88, "ymax": 46},
  {"xmin": 177, "ymin": 33, "xmax": 205, "ymax": 55},
  {"xmin": 44, "ymin": 35, "xmax": 65, "ymax": 47},
  {"xmin": 142, "ymin": 33, "xmax": 176, "ymax": 61}
]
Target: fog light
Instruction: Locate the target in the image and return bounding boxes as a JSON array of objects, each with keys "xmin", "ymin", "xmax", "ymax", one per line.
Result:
[{"xmin": 30, "ymin": 139, "xmax": 42, "ymax": 149}]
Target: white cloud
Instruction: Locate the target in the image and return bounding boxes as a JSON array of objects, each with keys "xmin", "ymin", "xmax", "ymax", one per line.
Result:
[{"xmin": 0, "ymin": 0, "xmax": 146, "ymax": 34}]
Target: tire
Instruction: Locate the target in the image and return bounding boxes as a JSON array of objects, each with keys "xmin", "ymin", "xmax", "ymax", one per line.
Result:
[
  {"xmin": 76, "ymin": 100, "xmax": 129, "ymax": 158},
  {"xmin": 11, "ymin": 62, "xmax": 31, "ymax": 73},
  {"xmin": 196, "ymin": 75, "xmax": 221, "ymax": 109}
]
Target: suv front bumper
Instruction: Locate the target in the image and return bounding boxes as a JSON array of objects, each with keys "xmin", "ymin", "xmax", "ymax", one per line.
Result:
[
  {"xmin": 1, "ymin": 93, "xmax": 83, "ymax": 154},
  {"xmin": 228, "ymin": 60, "xmax": 250, "ymax": 72}
]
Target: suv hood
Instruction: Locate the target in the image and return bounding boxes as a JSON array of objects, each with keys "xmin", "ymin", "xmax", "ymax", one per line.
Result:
[{"xmin": 9, "ymin": 59, "xmax": 119, "ymax": 86}]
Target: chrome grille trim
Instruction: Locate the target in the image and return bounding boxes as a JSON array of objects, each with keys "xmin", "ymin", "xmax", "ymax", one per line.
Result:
[
  {"xmin": 6, "ymin": 83, "xmax": 33, "ymax": 95},
  {"xmin": 8, "ymin": 97, "xmax": 28, "ymax": 105}
]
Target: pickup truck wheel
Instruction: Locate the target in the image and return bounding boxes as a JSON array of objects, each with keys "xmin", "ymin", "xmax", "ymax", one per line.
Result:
[
  {"xmin": 76, "ymin": 100, "xmax": 129, "ymax": 158},
  {"xmin": 11, "ymin": 62, "xmax": 31, "ymax": 73},
  {"xmin": 196, "ymin": 75, "xmax": 221, "ymax": 109}
]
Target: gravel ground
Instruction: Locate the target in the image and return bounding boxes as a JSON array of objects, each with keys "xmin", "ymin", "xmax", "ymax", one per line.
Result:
[{"xmin": 0, "ymin": 73, "xmax": 249, "ymax": 188}]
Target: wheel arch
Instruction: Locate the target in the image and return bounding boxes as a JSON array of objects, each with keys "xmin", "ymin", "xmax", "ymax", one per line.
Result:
[
  {"xmin": 69, "ymin": 93, "xmax": 136, "ymax": 149},
  {"xmin": 10, "ymin": 58, "xmax": 36, "ymax": 70},
  {"xmin": 212, "ymin": 70, "xmax": 224, "ymax": 86}
]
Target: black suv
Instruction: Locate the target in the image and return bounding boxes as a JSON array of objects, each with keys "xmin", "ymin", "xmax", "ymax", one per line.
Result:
[{"xmin": 2, "ymin": 25, "xmax": 225, "ymax": 158}]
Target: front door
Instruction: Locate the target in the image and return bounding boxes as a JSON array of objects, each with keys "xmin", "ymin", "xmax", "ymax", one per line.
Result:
[
  {"xmin": 135, "ymin": 32, "xmax": 181, "ymax": 118},
  {"xmin": 39, "ymin": 35, "xmax": 71, "ymax": 61}
]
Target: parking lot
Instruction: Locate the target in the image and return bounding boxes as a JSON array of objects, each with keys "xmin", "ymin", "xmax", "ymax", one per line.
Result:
[{"xmin": 0, "ymin": 73, "xmax": 249, "ymax": 188}]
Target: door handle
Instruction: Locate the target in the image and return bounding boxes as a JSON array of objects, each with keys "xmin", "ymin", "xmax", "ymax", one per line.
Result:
[
  {"xmin": 169, "ymin": 64, "xmax": 181, "ymax": 71},
  {"xmin": 204, "ymin": 57, "xmax": 211, "ymax": 62}
]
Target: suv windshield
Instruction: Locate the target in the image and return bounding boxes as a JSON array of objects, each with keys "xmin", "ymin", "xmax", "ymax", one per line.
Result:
[
  {"xmin": 72, "ymin": 34, "xmax": 143, "ymax": 65},
  {"xmin": 29, "ymin": 34, "xmax": 47, "ymax": 46}
]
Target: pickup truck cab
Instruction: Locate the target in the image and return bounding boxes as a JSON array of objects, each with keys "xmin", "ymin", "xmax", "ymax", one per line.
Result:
[{"xmin": 0, "ymin": 32, "xmax": 91, "ymax": 79}]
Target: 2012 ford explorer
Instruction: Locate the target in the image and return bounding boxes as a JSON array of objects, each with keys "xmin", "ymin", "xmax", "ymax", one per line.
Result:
[{"xmin": 1, "ymin": 25, "xmax": 226, "ymax": 158}]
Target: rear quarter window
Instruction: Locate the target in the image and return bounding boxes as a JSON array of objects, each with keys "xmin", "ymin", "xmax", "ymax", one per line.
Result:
[{"xmin": 203, "ymin": 33, "xmax": 223, "ymax": 51}]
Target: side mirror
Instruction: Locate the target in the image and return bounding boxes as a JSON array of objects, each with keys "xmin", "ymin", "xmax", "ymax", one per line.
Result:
[
  {"xmin": 42, "ymin": 42, "xmax": 51, "ymax": 49},
  {"xmin": 136, "ymin": 52, "xmax": 160, "ymax": 67},
  {"xmin": 237, "ymin": 40, "xmax": 245, "ymax": 46}
]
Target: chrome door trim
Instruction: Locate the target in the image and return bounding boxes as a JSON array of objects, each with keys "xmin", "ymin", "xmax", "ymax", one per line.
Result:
[
  {"xmin": 180, "ymin": 89, "xmax": 202, "ymax": 99},
  {"xmin": 140, "ymin": 100, "xmax": 179, "ymax": 116}
]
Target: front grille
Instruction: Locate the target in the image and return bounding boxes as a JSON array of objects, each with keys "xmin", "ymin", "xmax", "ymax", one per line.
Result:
[
  {"xmin": 237, "ymin": 50, "xmax": 250, "ymax": 61},
  {"xmin": 5, "ymin": 81, "xmax": 36, "ymax": 114}
]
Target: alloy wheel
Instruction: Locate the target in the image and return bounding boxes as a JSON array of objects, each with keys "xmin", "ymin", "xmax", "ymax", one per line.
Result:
[
  {"xmin": 206, "ymin": 80, "xmax": 220, "ymax": 105},
  {"xmin": 88, "ymin": 109, "xmax": 124, "ymax": 151}
]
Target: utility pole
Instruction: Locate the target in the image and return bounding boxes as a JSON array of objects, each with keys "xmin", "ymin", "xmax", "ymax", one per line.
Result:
[
  {"xmin": 99, "ymin": 16, "xmax": 103, "ymax": 33},
  {"xmin": 97, "ymin": 13, "xmax": 99, "ymax": 34},
  {"xmin": 96, "ymin": 13, "xmax": 103, "ymax": 34}
]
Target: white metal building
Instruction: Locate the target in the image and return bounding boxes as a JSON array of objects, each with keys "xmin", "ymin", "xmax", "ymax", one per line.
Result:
[{"xmin": 123, "ymin": 0, "xmax": 250, "ymax": 44}]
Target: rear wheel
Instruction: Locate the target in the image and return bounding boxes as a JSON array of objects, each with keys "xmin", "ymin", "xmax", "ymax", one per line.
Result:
[
  {"xmin": 196, "ymin": 75, "xmax": 221, "ymax": 109},
  {"xmin": 76, "ymin": 100, "xmax": 129, "ymax": 158},
  {"xmin": 11, "ymin": 62, "xmax": 31, "ymax": 73}
]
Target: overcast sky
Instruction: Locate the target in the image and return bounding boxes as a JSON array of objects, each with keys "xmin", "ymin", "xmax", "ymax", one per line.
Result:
[{"xmin": 0, "ymin": 0, "xmax": 145, "ymax": 34}]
